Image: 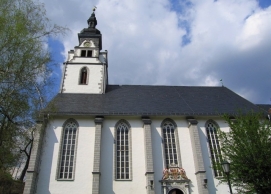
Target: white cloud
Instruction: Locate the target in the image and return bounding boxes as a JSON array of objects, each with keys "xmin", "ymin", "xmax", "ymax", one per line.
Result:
[
  {"xmin": 236, "ymin": 6, "xmax": 271, "ymax": 50},
  {"xmin": 40, "ymin": 0, "xmax": 271, "ymax": 104}
]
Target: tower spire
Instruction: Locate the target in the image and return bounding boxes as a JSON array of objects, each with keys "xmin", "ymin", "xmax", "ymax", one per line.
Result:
[
  {"xmin": 87, "ymin": 6, "xmax": 97, "ymax": 29},
  {"xmin": 63, "ymin": 6, "xmax": 108, "ymax": 94},
  {"xmin": 78, "ymin": 7, "xmax": 102, "ymax": 50}
]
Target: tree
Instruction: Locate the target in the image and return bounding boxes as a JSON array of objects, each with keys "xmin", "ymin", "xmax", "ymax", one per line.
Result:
[
  {"xmin": 217, "ymin": 112, "xmax": 271, "ymax": 194},
  {"xmin": 0, "ymin": 0, "xmax": 67, "ymax": 182}
]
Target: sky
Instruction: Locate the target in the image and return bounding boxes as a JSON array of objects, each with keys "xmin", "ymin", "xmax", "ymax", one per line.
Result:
[{"xmin": 41, "ymin": 0, "xmax": 271, "ymax": 104}]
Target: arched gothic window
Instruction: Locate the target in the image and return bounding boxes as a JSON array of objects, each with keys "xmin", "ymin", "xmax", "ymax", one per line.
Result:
[
  {"xmin": 115, "ymin": 120, "xmax": 131, "ymax": 180},
  {"xmin": 79, "ymin": 67, "xmax": 88, "ymax": 85},
  {"xmin": 206, "ymin": 120, "xmax": 222, "ymax": 177},
  {"xmin": 57, "ymin": 119, "xmax": 79, "ymax": 180},
  {"xmin": 162, "ymin": 119, "xmax": 179, "ymax": 167}
]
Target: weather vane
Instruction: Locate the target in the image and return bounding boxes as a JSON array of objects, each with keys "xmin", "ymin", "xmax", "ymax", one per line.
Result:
[
  {"xmin": 220, "ymin": 79, "xmax": 223, "ymax": 87},
  {"xmin": 93, "ymin": 6, "xmax": 97, "ymax": 12}
]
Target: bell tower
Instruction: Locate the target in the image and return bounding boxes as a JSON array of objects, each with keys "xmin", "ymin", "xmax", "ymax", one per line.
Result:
[{"xmin": 60, "ymin": 9, "xmax": 108, "ymax": 94}]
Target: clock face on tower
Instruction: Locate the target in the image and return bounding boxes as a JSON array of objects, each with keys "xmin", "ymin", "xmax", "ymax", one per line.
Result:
[{"xmin": 84, "ymin": 42, "xmax": 91, "ymax": 47}]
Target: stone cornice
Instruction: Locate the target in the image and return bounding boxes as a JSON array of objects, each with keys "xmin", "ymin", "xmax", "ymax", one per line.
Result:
[{"xmin": 142, "ymin": 116, "xmax": 152, "ymax": 124}]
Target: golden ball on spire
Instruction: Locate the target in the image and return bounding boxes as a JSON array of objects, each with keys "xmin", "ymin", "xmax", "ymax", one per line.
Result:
[{"xmin": 93, "ymin": 6, "xmax": 97, "ymax": 12}]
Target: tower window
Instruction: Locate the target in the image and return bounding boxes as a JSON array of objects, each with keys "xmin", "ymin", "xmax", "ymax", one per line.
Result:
[
  {"xmin": 87, "ymin": 50, "xmax": 92, "ymax": 57},
  {"xmin": 79, "ymin": 67, "xmax": 88, "ymax": 85},
  {"xmin": 81, "ymin": 50, "xmax": 92, "ymax": 57}
]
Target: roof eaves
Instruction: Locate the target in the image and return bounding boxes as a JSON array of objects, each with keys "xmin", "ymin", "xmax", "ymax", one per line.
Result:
[{"xmin": 44, "ymin": 111, "xmax": 227, "ymax": 117}]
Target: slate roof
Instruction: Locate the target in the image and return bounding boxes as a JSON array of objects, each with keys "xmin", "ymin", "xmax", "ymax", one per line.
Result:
[
  {"xmin": 257, "ymin": 104, "xmax": 271, "ymax": 112},
  {"xmin": 46, "ymin": 85, "xmax": 261, "ymax": 116}
]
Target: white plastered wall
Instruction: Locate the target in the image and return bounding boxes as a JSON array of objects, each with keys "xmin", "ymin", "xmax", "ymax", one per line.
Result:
[
  {"xmin": 176, "ymin": 119, "xmax": 199, "ymax": 194},
  {"xmin": 62, "ymin": 64, "xmax": 104, "ymax": 93},
  {"xmin": 62, "ymin": 39, "xmax": 107, "ymax": 94},
  {"xmin": 101, "ymin": 116, "xmax": 202, "ymax": 194},
  {"xmin": 198, "ymin": 117, "xmax": 233, "ymax": 194},
  {"xmin": 151, "ymin": 117, "xmax": 199, "ymax": 194},
  {"xmin": 36, "ymin": 117, "xmax": 96, "ymax": 194},
  {"xmin": 100, "ymin": 117, "xmax": 147, "ymax": 194},
  {"xmin": 151, "ymin": 117, "xmax": 232, "ymax": 194},
  {"xmin": 36, "ymin": 116, "xmax": 232, "ymax": 194}
]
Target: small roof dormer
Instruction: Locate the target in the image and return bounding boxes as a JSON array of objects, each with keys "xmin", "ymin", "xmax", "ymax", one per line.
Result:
[{"xmin": 78, "ymin": 8, "xmax": 102, "ymax": 50}]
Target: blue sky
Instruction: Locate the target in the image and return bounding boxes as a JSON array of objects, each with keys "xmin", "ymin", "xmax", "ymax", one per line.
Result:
[
  {"xmin": 259, "ymin": 0, "xmax": 271, "ymax": 8},
  {"xmin": 42, "ymin": 0, "xmax": 271, "ymax": 104},
  {"xmin": 47, "ymin": 39, "xmax": 65, "ymax": 95}
]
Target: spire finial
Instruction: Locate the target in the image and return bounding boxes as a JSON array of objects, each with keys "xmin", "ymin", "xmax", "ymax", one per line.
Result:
[
  {"xmin": 87, "ymin": 7, "xmax": 97, "ymax": 28},
  {"xmin": 93, "ymin": 6, "xmax": 97, "ymax": 13}
]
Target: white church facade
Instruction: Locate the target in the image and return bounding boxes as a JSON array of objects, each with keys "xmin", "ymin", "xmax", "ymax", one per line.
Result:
[{"xmin": 23, "ymin": 11, "xmax": 262, "ymax": 194}]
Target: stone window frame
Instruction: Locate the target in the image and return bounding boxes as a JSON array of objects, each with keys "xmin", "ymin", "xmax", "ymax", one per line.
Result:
[
  {"xmin": 161, "ymin": 118, "xmax": 182, "ymax": 168},
  {"xmin": 78, "ymin": 66, "xmax": 89, "ymax": 85},
  {"xmin": 205, "ymin": 119, "xmax": 222, "ymax": 177},
  {"xmin": 56, "ymin": 118, "xmax": 79, "ymax": 181},
  {"xmin": 114, "ymin": 119, "xmax": 133, "ymax": 181}
]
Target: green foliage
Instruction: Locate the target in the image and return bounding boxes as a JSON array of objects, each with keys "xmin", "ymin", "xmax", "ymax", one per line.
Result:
[
  {"xmin": 0, "ymin": 0, "xmax": 66, "ymax": 179},
  {"xmin": 0, "ymin": 169, "xmax": 24, "ymax": 194},
  {"xmin": 217, "ymin": 112, "xmax": 271, "ymax": 193}
]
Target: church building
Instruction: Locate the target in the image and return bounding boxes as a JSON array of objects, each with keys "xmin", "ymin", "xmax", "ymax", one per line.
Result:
[{"xmin": 23, "ymin": 10, "xmax": 262, "ymax": 194}]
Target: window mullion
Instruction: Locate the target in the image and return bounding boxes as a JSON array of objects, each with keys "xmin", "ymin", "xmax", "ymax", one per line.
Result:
[
  {"xmin": 67, "ymin": 129, "xmax": 71, "ymax": 178},
  {"xmin": 117, "ymin": 130, "xmax": 120, "ymax": 179},
  {"xmin": 65, "ymin": 131, "xmax": 69, "ymax": 178},
  {"xmin": 120, "ymin": 128, "xmax": 125, "ymax": 178},
  {"xmin": 170, "ymin": 129, "xmax": 175, "ymax": 162},
  {"xmin": 172, "ymin": 130, "xmax": 176, "ymax": 164},
  {"xmin": 122, "ymin": 129, "xmax": 124, "ymax": 178},
  {"xmin": 165, "ymin": 129, "xmax": 169, "ymax": 165},
  {"xmin": 62, "ymin": 132, "xmax": 67, "ymax": 178},
  {"xmin": 120, "ymin": 129, "xmax": 122, "ymax": 179},
  {"xmin": 68, "ymin": 129, "xmax": 72, "ymax": 177},
  {"xmin": 124, "ymin": 129, "xmax": 126, "ymax": 178}
]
